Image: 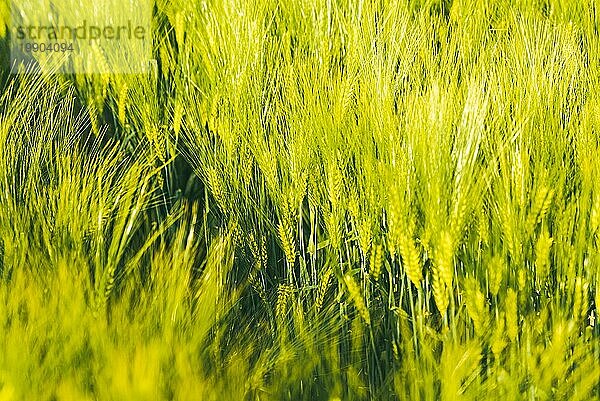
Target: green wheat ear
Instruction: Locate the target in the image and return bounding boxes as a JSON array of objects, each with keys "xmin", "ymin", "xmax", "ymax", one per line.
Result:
[
  {"xmin": 369, "ymin": 242, "xmax": 383, "ymax": 282},
  {"xmin": 0, "ymin": 1, "xmax": 7, "ymax": 38},
  {"xmin": 344, "ymin": 273, "xmax": 370, "ymax": 325}
]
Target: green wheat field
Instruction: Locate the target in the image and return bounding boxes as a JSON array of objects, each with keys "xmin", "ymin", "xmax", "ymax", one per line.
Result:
[{"xmin": 1, "ymin": 0, "xmax": 599, "ymax": 400}]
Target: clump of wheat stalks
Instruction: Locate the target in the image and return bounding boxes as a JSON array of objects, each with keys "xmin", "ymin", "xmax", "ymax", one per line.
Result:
[{"xmin": 1, "ymin": 0, "xmax": 600, "ymax": 399}]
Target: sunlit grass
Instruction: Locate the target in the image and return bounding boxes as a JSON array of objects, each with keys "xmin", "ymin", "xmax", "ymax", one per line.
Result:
[{"xmin": 0, "ymin": 0, "xmax": 599, "ymax": 400}]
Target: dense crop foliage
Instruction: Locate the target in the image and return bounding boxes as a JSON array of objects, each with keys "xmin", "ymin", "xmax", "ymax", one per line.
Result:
[{"xmin": 0, "ymin": 0, "xmax": 599, "ymax": 399}]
